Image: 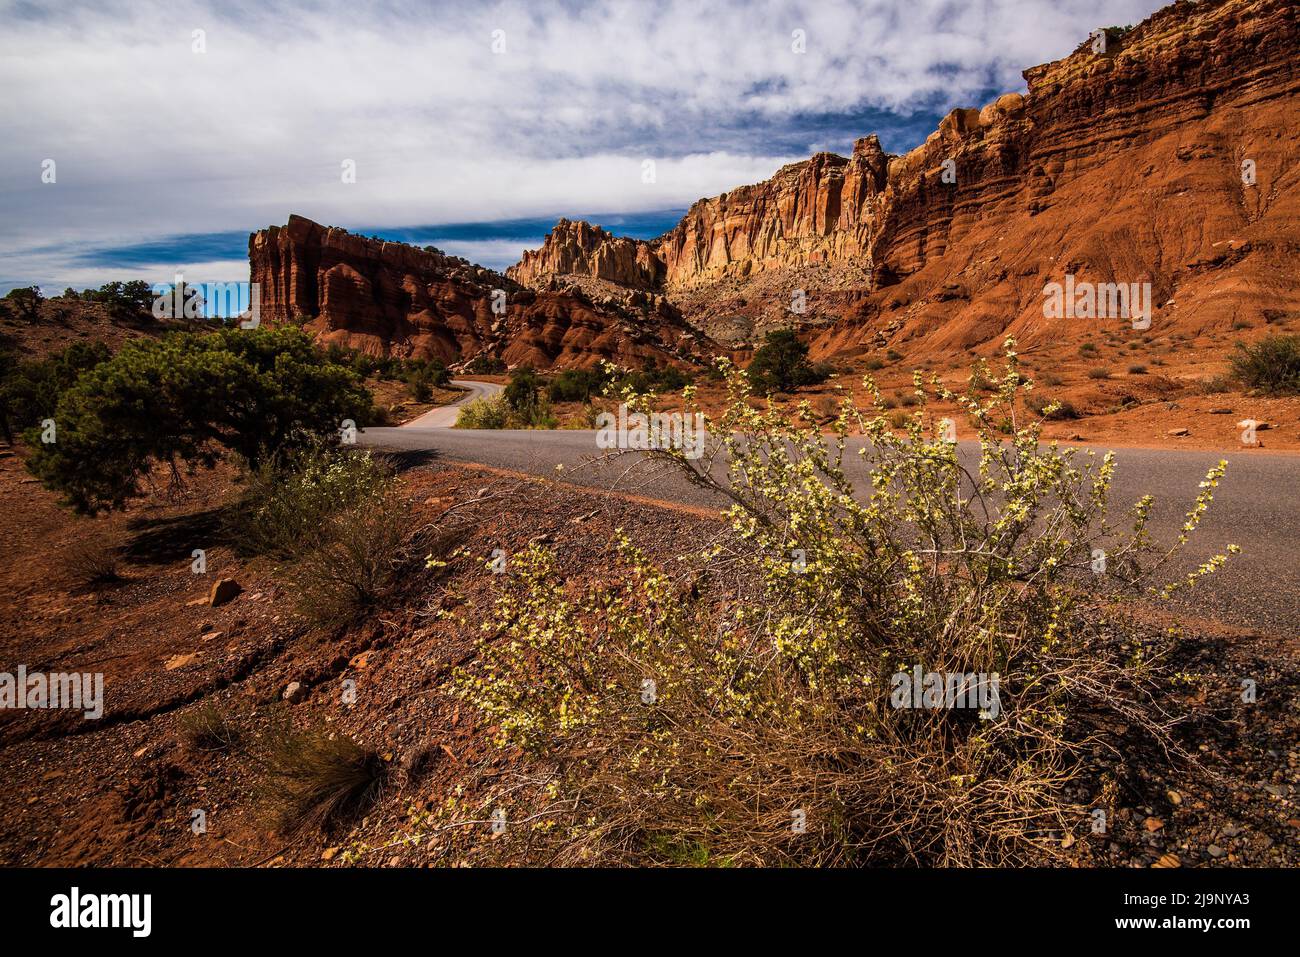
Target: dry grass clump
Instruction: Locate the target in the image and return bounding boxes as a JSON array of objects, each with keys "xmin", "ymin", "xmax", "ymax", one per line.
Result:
[
  {"xmin": 178, "ymin": 702, "xmax": 242, "ymax": 753},
  {"xmin": 62, "ymin": 539, "xmax": 122, "ymax": 586},
  {"xmin": 228, "ymin": 445, "xmax": 408, "ymax": 627},
  {"xmin": 259, "ymin": 724, "xmax": 386, "ymax": 835}
]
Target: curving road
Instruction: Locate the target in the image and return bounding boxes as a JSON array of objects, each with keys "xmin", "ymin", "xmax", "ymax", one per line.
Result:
[
  {"xmin": 364, "ymin": 394, "xmax": 1300, "ymax": 636},
  {"xmin": 401, "ymin": 379, "xmax": 504, "ymax": 428}
]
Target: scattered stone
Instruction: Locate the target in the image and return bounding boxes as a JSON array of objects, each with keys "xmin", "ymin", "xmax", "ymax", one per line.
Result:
[
  {"xmin": 1167, "ymin": 789, "xmax": 1182, "ymax": 806},
  {"xmin": 1208, "ymin": 407, "xmax": 1234, "ymax": 414},
  {"xmin": 1207, "ymin": 844, "xmax": 1226, "ymax": 859},
  {"xmin": 1167, "ymin": 427, "xmax": 1190, "ymax": 437},
  {"xmin": 1061, "ymin": 832, "xmax": 1076, "ymax": 849},
  {"xmin": 1143, "ymin": 816, "xmax": 1165, "ymax": 832},
  {"xmin": 164, "ymin": 653, "xmax": 198, "ymax": 671},
  {"xmin": 1152, "ymin": 853, "xmax": 1181, "ymax": 868},
  {"xmin": 321, "ymin": 846, "xmax": 339, "ymax": 861},
  {"xmin": 283, "ymin": 681, "xmax": 304, "ymax": 703},
  {"xmin": 208, "ymin": 578, "xmax": 242, "ymax": 607}
]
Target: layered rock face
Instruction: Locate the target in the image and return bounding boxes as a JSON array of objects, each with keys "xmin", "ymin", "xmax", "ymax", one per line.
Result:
[
  {"xmin": 655, "ymin": 137, "xmax": 890, "ymax": 288},
  {"xmin": 507, "ymin": 218, "xmax": 663, "ymax": 290},
  {"xmin": 509, "ymin": 0, "xmax": 1300, "ymax": 358},
  {"xmin": 249, "ymin": 215, "xmax": 710, "ymax": 369}
]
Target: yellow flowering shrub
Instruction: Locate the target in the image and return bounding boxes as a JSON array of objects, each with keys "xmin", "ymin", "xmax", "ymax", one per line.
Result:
[{"xmin": 447, "ymin": 341, "xmax": 1235, "ymax": 866}]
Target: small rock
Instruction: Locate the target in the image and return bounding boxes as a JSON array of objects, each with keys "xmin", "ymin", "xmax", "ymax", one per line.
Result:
[
  {"xmin": 1207, "ymin": 844, "xmax": 1226, "ymax": 859},
  {"xmin": 1144, "ymin": 816, "xmax": 1165, "ymax": 832},
  {"xmin": 1208, "ymin": 408, "xmax": 1233, "ymax": 415},
  {"xmin": 1152, "ymin": 853, "xmax": 1181, "ymax": 868},
  {"xmin": 321, "ymin": 846, "xmax": 339, "ymax": 861},
  {"xmin": 209, "ymin": 578, "xmax": 242, "ymax": 607},
  {"xmin": 1167, "ymin": 427, "xmax": 1190, "ymax": 437},
  {"xmin": 1167, "ymin": 789, "xmax": 1182, "ymax": 806},
  {"xmin": 283, "ymin": 681, "xmax": 304, "ymax": 703},
  {"xmin": 164, "ymin": 653, "xmax": 198, "ymax": 671},
  {"xmin": 1061, "ymin": 833, "xmax": 1076, "ymax": 849}
]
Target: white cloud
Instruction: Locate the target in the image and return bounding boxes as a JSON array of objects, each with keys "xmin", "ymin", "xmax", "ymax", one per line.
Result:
[{"xmin": 0, "ymin": 0, "xmax": 1164, "ymax": 284}]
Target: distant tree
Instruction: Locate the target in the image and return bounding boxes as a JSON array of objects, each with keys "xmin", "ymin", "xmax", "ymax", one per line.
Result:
[
  {"xmin": 2, "ymin": 287, "xmax": 43, "ymax": 323},
  {"xmin": 26, "ymin": 327, "xmax": 373, "ymax": 514},
  {"xmin": 504, "ymin": 366, "xmax": 543, "ymax": 416},
  {"xmin": 466, "ymin": 353, "xmax": 506, "ymax": 374},
  {"xmin": 405, "ymin": 358, "xmax": 449, "ymax": 402},
  {"xmin": 747, "ymin": 329, "xmax": 830, "ymax": 394}
]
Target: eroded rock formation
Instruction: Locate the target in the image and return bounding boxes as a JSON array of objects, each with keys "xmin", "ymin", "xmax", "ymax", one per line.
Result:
[
  {"xmin": 508, "ymin": 219, "xmax": 663, "ymax": 290},
  {"xmin": 249, "ymin": 215, "xmax": 709, "ymax": 369}
]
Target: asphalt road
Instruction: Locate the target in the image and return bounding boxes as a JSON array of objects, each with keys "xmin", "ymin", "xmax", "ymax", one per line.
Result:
[
  {"xmin": 401, "ymin": 379, "xmax": 504, "ymax": 428},
  {"xmin": 362, "ymin": 406, "xmax": 1300, "ymax": 636}
]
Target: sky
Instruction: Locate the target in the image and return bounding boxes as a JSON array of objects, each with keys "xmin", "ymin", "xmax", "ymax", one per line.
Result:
[{"xmin": 0, "ymin": 0, "xmax": 1166, "ymax": 293}]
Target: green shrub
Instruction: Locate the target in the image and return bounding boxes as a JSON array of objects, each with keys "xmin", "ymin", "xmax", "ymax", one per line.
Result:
[
  {"xmin": 1230, "ymin": 334, "xmax": 1300, "ymax": 395},
  {"xmin": 25, "ymin": 327, "xmax": 372, "ymax": 514},
  {"xmin": 1087, "ymin": 367, "xmax": 1111, "ymax": 380},
  {"xmin": 499, "ymin": 367, "xmax": 558, "ymax": 427},
  {"xmin": 1128, "ymin": 364, "xmax": 1148, "ymax": 375},
  {"xmin": 548, "ymin": 367, "xmax": 609, "ymax": 403},
  {"xmin": 439, "ymin": 342, "xmax": 1233, "ymax": 867},
  {"xmin": 1026, "ymin": 393, "xmax": 1079, "ymax": 420},
  {"xmin": 65, "ymin": 280, "xmax": 155, "ymax": 322},
  {"xmin": 455, "ymin": 395, "xmax": 512, "ymax": 429},
  {"xmin": 405, "ymin": 358, "xmax": 450, "ymax": 401},
  {"xmin": 0, "ymin": 340, "xmax": 110, "ymax": 442},
  {"xmin": 748, "ymin": 329, "xmax": 830, "ymax": 394},
  {"xmin": 466, "ymin": 354, "xmax": 506, "ymax": 374},
  {"xmin": 1, "ymin": 287, "xmax": 42, "ymax": 322}
]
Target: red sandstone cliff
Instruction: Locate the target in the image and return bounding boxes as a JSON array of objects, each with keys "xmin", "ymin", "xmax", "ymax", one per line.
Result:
[
  {"xmin": 248, "ymin": 215, "xmax": 709, "ymax": 369},
  {"xmin": 508, "ymin": 0, "xmax": 1300, "ymax": 358}
]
